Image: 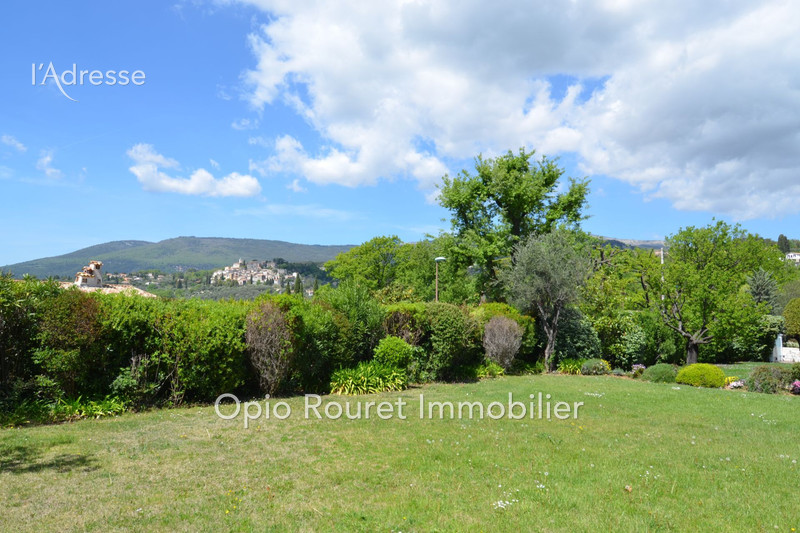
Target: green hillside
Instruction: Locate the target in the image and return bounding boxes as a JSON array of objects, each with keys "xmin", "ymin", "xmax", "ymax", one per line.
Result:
[{"xmin": 1, "ymin": 237, "xmax": 354, "ymax": 278}]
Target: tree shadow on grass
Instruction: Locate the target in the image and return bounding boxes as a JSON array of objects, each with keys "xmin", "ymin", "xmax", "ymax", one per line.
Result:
[{"xmin": 0, "ymin": 443, "xmax": 99, "ymax": 474}]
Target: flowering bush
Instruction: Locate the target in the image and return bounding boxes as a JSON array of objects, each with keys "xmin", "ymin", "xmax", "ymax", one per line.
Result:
[
  {"xmin": 631, "ymin": 364, "xmax": 646, "ymax": 378},
  {"xmin": 747, "ymin": 365, "xmax": 793, "ymax": 394},
  {"xmin": 729, "ymin": 380, "xmax": 745, "ymax": 389},
  {"xmin": 724, "ymin": 376, "xmax": 739, "ymax": 386},
  {"xmin": 791, "ymin": 380, "xmax": 800, "ymax": 395},
  {"xmin": 581, "ymin": 358, "xmax": 612, "ymax": 375}
]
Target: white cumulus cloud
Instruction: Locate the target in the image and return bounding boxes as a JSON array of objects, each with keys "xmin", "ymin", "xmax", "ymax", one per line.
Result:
[
  {"xmin": 127, "ymin": 143, "xmax": 261, "ymax": 197},
  {"xmin": 228, "ymin": 0, "xmax": 800, "ymax": 219}
]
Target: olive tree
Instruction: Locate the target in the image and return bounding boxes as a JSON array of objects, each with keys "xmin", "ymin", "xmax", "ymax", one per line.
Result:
[{"xmin": 500, "ymin": 228, "xmax": 592, "ymax": 371}]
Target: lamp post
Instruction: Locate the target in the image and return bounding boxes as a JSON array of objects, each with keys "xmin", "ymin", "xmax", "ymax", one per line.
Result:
[{"xmin": 434, "ymin": 256, "xmax": 446, "ymax": 302}]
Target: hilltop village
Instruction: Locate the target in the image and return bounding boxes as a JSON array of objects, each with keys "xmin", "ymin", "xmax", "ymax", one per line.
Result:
[{"xmin": 211, "ymin": 258, "xmax": 300, "ymax": 288}]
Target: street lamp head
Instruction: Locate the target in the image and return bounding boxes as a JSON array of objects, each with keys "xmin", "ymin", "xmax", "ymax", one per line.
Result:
[{"xmin": 434, "ymin": 256, "xmax": 447, "ymax": 262}]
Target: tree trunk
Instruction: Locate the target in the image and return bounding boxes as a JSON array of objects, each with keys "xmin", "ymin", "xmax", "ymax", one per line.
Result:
[
  {"xmin": 543, "ymin": 329, "xmax": 557, "ymax": 372},
  {"xmin": 686, "ymin": 342, "xmax": 699, "ymax": 365}
]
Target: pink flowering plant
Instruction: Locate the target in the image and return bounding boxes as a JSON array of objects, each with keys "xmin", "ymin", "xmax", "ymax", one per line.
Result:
[{"xmin": 791, "ymin": 380, "xmax": 800, "ymax": 395}]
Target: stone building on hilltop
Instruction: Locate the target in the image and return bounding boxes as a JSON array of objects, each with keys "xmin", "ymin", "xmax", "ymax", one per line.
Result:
[{"xmin": 74, "ymin": 260, "xmax": 103, "ymax": 288}]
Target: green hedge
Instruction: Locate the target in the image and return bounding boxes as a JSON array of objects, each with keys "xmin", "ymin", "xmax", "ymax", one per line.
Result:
[{"xmin": 1, "ymin": 277, "xmax": 541, "ymax": 416}]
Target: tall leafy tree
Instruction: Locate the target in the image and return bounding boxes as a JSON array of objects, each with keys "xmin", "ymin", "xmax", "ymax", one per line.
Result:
[
  {"xmin": 580, "ymin": 246, "xmax": 657, "ymax": 366},
  {"xmin": 439, "ymin": 148, "xmax": 589, "ymax": 299},
  {"xmin": 777, "ymin": 233, "xmax": 790, "ymax": 254},
  {"xmin": 642, "ymin": 221, "xmax": 785, "ymax": 364},
  {"xmin": 325, "ymin": 236, "xmax": 402, "ymax": 291},
  {"xmin": 501, "ymin": 228, "xmax": 592, "ymax": 371}
]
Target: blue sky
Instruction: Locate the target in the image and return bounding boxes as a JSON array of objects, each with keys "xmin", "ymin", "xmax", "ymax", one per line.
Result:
[{"xmin": 1, "ymin": 1, "xmax": 799, "ymax": 266}]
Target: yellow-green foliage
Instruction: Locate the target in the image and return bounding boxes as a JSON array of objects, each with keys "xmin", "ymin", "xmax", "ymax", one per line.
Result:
[
  {"xmin": 329, "ymin": 361, "xmax": 408, "ymax": 395},
  {"xmin": 675, "ymin": 363, "xmax": 725, "ymax": 388},
  {"xmin": 557, "ymin": 358, "xmax": 585, "ymax": 375},
  {"xmin": 476, "ymin": 361, "xmax": 505, "ymax": 379}
]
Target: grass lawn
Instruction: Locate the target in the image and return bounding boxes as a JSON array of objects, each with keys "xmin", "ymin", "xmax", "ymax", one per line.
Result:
[
  {"xmin": 1, "ymin": 374, "xmax": 798, "ymax": 531},
  {"xmin": 717, "ymin": 361, "xmax": 794, "ymax": 379}
]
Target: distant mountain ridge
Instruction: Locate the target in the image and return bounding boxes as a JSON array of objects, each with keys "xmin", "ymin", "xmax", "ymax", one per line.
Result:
[
  {"xmin": 2, "ymin": 235, "xmax": 666, "ymax": 279},
  {"xmin": 598, "ymin": 236, "xmax": 665, "ymax": 250},
  {"xmin": 1, "ymin": 237, "xmax": 356, "ymax": 279}
]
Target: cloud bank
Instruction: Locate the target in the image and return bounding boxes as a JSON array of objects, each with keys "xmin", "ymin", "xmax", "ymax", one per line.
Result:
[{"xmin": 232, "ymin": 0, "xmax": 800, "ymax": 218}]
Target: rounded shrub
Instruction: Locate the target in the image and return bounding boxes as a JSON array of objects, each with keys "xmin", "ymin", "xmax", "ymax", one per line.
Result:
[
  {"xmin": 581, "ymin": 358, "xmax": 611, "ymax": 375},
  {"xmin": 640, "ymin": 363, "xmax": 678, "ymax": 383},
  {"xmin": 747, "ymin": 365, "xmax": 792, "ymax": 394},
  {"xmin": 675, "ymin": 363, "xmax": 726, "ymax": 388},
  {"xmin": 469, "ymin": 303, "xmax": 537, "ymax": 361},
  {"xmin": 373, "ymin": 335, "xmax": 415, "ymax": 369},
  {"xmin": 483, "ymin": 316, "xmax": 523, "ymax": 369}
]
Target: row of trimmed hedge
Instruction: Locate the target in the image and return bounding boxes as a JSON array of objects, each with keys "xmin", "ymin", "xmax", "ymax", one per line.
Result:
[{"xmin": 0, "ymin": 278, "xmax": 537, "ymax": 409}]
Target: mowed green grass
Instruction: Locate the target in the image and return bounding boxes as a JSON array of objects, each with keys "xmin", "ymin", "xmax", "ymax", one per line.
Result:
[
  {"xmin": 717, "ymin": 361, "xmax": 793, "ymax": 379},
  {"xmin": 1, "ymin": 375, "xmax": 798, "ymax": 532}
]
